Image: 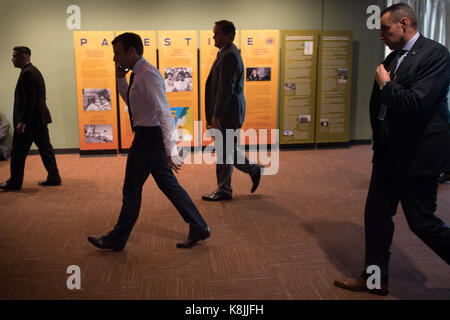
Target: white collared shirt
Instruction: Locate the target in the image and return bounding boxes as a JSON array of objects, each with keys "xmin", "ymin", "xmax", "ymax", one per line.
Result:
[
  {"xmin": 394, "ymin": 32, "xmax": 420, "ymax": 74},
  {"xmin": 117, "ymin": 57, "xmax": 177, "ymax": 156}
]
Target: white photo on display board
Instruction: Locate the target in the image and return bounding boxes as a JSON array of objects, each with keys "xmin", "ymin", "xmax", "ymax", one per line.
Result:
[
  {"xmin": 164, "ymin": 68, "xmax": 193, "ymax": 92},
  {"xmin": 304, "ymin": 41, "xmax": 314, "ymax": 55},
  {"xmin": 84, "ymin": 124, "xmax": 113, "ymax": 143},
  {"xmin": 82, "ymin": 88, "xmax": 112, "ymax": 111}
]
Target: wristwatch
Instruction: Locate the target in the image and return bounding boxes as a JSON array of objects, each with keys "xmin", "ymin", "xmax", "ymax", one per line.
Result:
[{"xmin": 379, "ymin": 80, "xmax": 390, "ymax": 91}]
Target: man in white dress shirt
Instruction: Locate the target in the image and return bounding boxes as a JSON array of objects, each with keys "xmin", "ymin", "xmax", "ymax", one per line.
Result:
[{"xmin": 88, "ymin": 33, "xmax": 210, "ymax": 251}]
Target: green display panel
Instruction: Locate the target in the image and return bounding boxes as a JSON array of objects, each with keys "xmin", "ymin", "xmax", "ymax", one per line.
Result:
[
  {"xmin": 315, "ymin": 31, "xmax": 353, "ymax": 143},
  {"xmin": 280, "ymin": 30, "xmax": 319, "ymax": 144}
]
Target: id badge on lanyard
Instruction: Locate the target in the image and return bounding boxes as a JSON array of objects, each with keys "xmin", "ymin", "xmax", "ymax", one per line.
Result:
[
  {"xmin": 378, "ymin": 68, "xmax": 394, "ymax": 121},
  {"xmin": 378, "ymin": 105, "xmax": 387, "ymax": 121}
]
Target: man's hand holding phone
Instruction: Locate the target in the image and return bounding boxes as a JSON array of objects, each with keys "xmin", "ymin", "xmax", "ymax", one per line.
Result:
[{"xmin": 116, "ymin": 63, "xmax": 129, "ymax": 79}]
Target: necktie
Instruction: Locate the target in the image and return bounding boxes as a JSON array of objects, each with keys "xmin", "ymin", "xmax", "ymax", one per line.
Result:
[
  {"xmin": 127, "ymin": 72, "xmax": 135, "ymax": 131},
  {"xmin": 378, "ymin": 50, "xmax": 407, "ymax": 142},
  {"xmin": 388, "ymin": 49, "xmax": 407, "ymax": 79}
]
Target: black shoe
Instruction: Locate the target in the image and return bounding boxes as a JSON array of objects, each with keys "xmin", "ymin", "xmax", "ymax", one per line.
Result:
[
  {"xmin": 38, "ymin": 179, "xmax": 61, "ymax": 186},
  {"xmin": 201, "ymin": 191, "xmax": 232, "ymax": 201},
  {"xmin": 439, "ymin": 174, "xmax": 450, "ymax": 184},
  {"xmin": 176, "ymin": 226, "xmax": 210, "ymax": 249},
  {"xmin": 250, "ymin": 166, "xmax": 262, "ymax": 193},
  {"xmin": 87, "ymin": 235, "xmax": 126, "ymax": 251},
  {"xmin": 0, "ymin": 181, "xmax": 21, "ymax": 192}
]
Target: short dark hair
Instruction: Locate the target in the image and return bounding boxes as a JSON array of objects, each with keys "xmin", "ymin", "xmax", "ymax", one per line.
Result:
[
  {"xmin": 381, "ymin": 3, "xmax": 417, "ymax": 29},
  {"xmin": 112, "ymin": 32, "xmax": 143, "ymax": 55},
  {"xmin": 215, "ymin": 20, "xmax": 236, "ymax": 41},
  {"xmin": 13, "ymin": 46, "xmax": 31, "ymax": 56}
]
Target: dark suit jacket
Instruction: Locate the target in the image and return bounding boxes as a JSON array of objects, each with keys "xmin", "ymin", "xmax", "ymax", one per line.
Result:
[
  {"xmin": 369, "ymin": 34, "xmax": 450, "ymax": 176},
  {"xmin": 205, "ymin": 42, "xmax": 246, "ymax": 129},
  {"xmin": 14, "ymin": 63, "xmax": 52, "ymax": 129}
]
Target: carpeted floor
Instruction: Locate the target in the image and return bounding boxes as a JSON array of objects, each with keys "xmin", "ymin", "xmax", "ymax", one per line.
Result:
[{"xmin": 0, "ymin": 145, "xmax": 449, "ymax": 300}]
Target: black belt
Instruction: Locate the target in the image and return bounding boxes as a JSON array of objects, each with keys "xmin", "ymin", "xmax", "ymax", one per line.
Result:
[{"xmin": 133, "ymin": 126, "xmax": 160, "ymax": 133}]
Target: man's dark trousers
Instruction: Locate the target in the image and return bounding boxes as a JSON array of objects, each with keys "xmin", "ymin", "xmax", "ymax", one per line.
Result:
[
  {"xmin": 364, "ymin": 155, "xmax": 450, "ymax": 282},
  {"xmin": 9, "ymin": 124, "xmax": 59, "ymax": 188},
  {"xmin": 109, "ymin": 126, "xmax": 207, "ymax": 243}
]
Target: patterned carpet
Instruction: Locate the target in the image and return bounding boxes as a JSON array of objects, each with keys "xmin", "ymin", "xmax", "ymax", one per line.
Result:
[{"xmin": 0, "ymin": 145, "xmax": 449, "ymax": 300}]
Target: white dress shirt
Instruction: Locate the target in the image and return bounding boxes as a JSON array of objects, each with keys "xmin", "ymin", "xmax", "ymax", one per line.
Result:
[
  {"xmin": 394, "ymin": 31, "xmax": 420, "ymax": 74},
  {"xmin": 117, "ymin": 57, "xmax": 177, "ymax": 156}
]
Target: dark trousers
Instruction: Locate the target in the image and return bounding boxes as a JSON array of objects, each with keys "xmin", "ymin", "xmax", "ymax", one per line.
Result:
[
  {"xmin": 363, "ymin": 158, "xmax": 450, "ymax": 282},
  {"xmin": 214, "ymin": 129, "xmax": 258, "ymax": 196},
  {"xmin": 8, "ymin": 125, "xmax": 60, "ymax": 188},
  {"xmin": 109, "ymin": 126, "xmax": 207, "ymax": 243}
]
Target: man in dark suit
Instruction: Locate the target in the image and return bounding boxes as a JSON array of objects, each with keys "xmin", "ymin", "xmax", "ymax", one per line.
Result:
[
  {"xmin": 334, "ymin": 3, "xmax": 450, "ymax": 296},
  {"xmin": 202, "ymin": 20, "xmax": 262, "ymax": 201},
  {"xmin": 0, "ymin": 46, "xmax": 61, "ymax": 191}
]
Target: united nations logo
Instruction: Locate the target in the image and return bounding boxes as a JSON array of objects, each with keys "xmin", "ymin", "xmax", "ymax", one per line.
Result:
[{"xmin": 265, "ymin": 38, "xmax": 275, "ymax": 45}]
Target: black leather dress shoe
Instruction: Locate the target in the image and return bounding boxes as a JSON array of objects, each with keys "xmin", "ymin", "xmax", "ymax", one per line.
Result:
[
  {"xmin": 176, "ymin": 226, "xmax": 211, "ymax": 249},
  {"xmin": 0, "ymin": 181, "xmax": 20, "ymax": 192},
  {"xmin": 38, "ymin": 179, "xmax": 61, "ymax": 186},
  {"xmin": 87, "ymin": 235, "xmax": 126, "ymax": 251},
  {"xmin": 250, "ymin": 166, "xmax": 262, "ymax": 193},
  {"xmin": 439, "ymin": 173, "xmax": 450, "ymax": 183},
  {"xmin": 201, "ymin": 191, "xmax": 232, "ymax": 201}
]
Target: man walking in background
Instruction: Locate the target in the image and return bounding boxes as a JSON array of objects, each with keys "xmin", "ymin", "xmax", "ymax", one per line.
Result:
[
  {"xmin": 202, "ymin": 20, "xmax": 262, "ymax": 202},
  {"xmin": 0, "ymin": 46, "xmax": 61, "ymax": 192}
]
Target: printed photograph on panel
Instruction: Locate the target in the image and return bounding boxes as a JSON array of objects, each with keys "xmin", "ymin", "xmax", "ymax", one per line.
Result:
[
  {"xmin": 320, "ymin": 119, "xmax": 329, "ymax": 127},
  {"xmin": 304, "ymin": 41, "xmax": 314, "ymax": 55},
  {"xmin": 337, "ymin": 68, "xmax": 348, "ymax": 83},
  {"xmin": 164, "ymin": 68, "xmax": 193, "ymax": 92},
  {"xmin": 284, "ymin": 83, "xmax": 296, "ymax": 91},
  {"xmin": 82, "ymin": 89, "xmax": 112, "ymax": 111},
  {"xmin": 246, "ymin": 67, "xmax": 271, "ymax": 81},
  {"xmin": 298, "ymin": 114, "xmax": 311, "ymax": 123},
  {"xmin": 84, "ymin": 124, "xmax": 113, "ymax": 143}
]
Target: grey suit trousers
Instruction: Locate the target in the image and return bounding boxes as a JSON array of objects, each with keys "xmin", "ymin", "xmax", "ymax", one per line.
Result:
[{"xmin": 214, "ymin": 129, "xmax": 257, "ymax": 196}]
